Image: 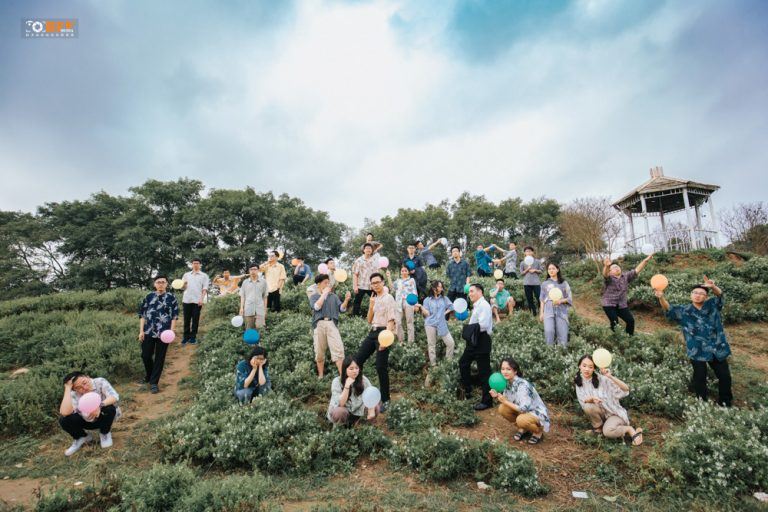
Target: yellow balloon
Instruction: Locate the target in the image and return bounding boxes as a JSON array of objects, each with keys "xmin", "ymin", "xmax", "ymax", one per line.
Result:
[
  {"xmin": 548, "ymin": 287, "xmax": 563, "ymax": 301},
  {"xmin": 378, "ymin": 329, "xmax": 395, "ymax": 348},
  {"xmin": 592, "ymin": 348, "xmax": 612, "ymax": 369},
  {"xmin": 333, "ymin": 269, "xmax": 348, "ymax": 283},
  {"xmin": 493, "ymin": 269, "xmax": 503, "ymax": 279},
  {"xmin": 171, "ymin": 279, "xmax": 184, "ymax": 290}
]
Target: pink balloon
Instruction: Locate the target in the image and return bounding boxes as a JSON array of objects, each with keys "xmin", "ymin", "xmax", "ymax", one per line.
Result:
[
  {"xmin": 378, "ymin": 256, "xmax": 389, "ymax": 268},
  {"xmin": 78, "ymin": 392, "xmax": 101, "ymax": 415},
  {"xmin": 160, "ymin": 329, "xmax": 176, "ymax": 344},
  {"xmin": 318, "ymin": 263, "xmax": 329, "ymax": 274}
]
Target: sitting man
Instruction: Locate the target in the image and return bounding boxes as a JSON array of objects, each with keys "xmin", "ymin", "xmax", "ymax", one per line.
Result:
[
  {"xmin": 234, "ymin": 346, "xmax": 272, "ymax": 404},
  {"xmin": 59, "ymin": 371, "xmax": 121, "ymax": 456},
  {"xmin": 490, "ymin": 279, "xmax": 516, "ymax": 323}
]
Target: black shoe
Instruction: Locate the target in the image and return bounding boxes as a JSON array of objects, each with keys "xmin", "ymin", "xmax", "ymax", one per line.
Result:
[
  {"xmin": 150, "ymin": 385, "xmax": 159, "ymax": 394},
  {"xmin": 136, "ymin": 378, "xmax": 148, "ymax": 387},
  {"xmin": 188, "ymin": 338, "xmax": 198, "ymax": 345},
  {"xmin": 379, "ymin": 401, "xmax": 389, "ymax": 413},
  {"xmin": 473, "ymin": 402, "xmax": 491, "ymax": 411}
]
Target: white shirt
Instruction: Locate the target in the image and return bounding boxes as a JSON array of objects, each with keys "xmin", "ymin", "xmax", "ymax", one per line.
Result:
[
  {"xmin": 469, "ymin": 297, "xmax": 493, "ymax": 334},
  {"xmin": 182, "ymin": 270, "xmax": 210, "ymax": 304}
]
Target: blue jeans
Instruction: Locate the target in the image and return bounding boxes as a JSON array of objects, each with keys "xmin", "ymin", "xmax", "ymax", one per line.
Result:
[{"xmin": 234, "ymin": 380, "xmax": 271, "ymax": 404}]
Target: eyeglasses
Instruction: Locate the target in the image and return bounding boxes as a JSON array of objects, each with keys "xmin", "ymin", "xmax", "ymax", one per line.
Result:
[{"xmin": 370, "ymin": 280, "xmax": 383, "ymax": 285}]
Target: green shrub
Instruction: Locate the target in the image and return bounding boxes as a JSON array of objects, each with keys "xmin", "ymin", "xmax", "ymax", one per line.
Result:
[
  {"xmin": 385, "ymin": 398, "xmax": 429, "ymax": 433},
  {"xmin": 0, "ymin": 288, "xmax": 145, "ymax": 317},
  {"xmin": 117, "ymin": 463, "xmax": 197, "ymax": 512},
  {"xmin": 176, "ymin": 473, "xmax": 274, "ymax": 511}
]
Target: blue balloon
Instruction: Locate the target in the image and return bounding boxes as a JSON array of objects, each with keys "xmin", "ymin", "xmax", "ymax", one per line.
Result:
[
  {"xmin": 243, "ymin": 328, "xmax": 260, "ymax": 345},
  {"xmin": 405, "ymin": 260, "xmax": 415, "ymax": 270},
  {"xmin": 406, "ymin": 293, "xmax": 418, "ymax": 306},
  {"xmin": 455, "ymin": 310, "xmax": 469, "ymax": 321}
]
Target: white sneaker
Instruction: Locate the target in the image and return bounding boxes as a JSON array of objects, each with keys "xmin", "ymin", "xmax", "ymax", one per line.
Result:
[
  {"xmin": 64, "ymin": 433, "xmax": 93, "ymax": 456},
  {"xmin": 99, "ymin": 432, "xmax": 113, "ymax": 448}
]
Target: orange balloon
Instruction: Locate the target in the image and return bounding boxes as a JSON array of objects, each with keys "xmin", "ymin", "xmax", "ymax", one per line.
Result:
[
  {"xmin": 650, "ymin": 274, "xmax": 669, "ymax": 291},
  {"xmin": 290, "ymin": 258, "xmax": 299, "ymax": 267},
  {"xmin": 378, "ymin": 329, "xmax": 395, "ymax": 348}
]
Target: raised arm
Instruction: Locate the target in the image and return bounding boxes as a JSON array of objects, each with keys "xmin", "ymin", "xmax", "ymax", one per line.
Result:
[
  {"xmin": 702, "ymin": 275, "xmax": 722, "ymax": 296},
  {"xmin": 654, "ymin": 290, "xmax": 670, "ymax": 311},
  {"xmin": 428, "ymin": 240, "xmax": 441, "ymax": 250},
  {"xmin": 602, "ymin": 257, "xmax": 611, "ymax": 278},
  {"xmin": 634, "ymin": 254, "xmax": 653, "ymax": 274},
  {"xmin": 59, "ymin": 378, "xmax": 75, "ymax": 416}
]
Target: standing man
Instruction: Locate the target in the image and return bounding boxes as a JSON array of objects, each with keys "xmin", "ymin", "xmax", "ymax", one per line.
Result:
[
  {"xmin": 352, "ymin": 243, "xmax": 378, "ymax": 316},
  {"xmin": 416, "ymin": 240, "xmax": 442, "ymax": 269},
  {"xmin": 404, "ymin": 243, "xmax": 428, "ymax": 298},
  {"xmin": 446, "ymin": 246, "xmax": 472, "ymax": 302},
  {"xmin": 181, "ymin": 258, "xmax": 209, "ymax": 346},
  {"xmin": 474, "ymin": 244, "xmax": 495, "ymax": 277},
  {"xmin": 655, "ymin": 276, "xmax": 733, "ymax": 407},
  {"xmin": 239, "ymin": 263, "xmax": 268, "ymax": 330},
  {"xmin": 519, "ymin": 246, "xmax": 543, "ymax": 315},
  {"xmin": 292, "ymin": 257, "xmax": 312, "ymax": 285},
  {"xmin": 356, "ymin": 272, "xmax": 397, "ymax": 412},
  {"xmin": 310, "ymin": 274, "xmax": 351, "ymax": 378},
  {"xmin": 459, "ymin": 283, "xmax": 494, "ymax": 411},
  {"xmin": 138, "ymin": 275, "xmax": 179, "ymax": 393},
  {"xmin": 212, "ymin": 269, "xmax": 246, "ymax": 296},
  {"xmin": 494, "ymin": 242, "xmax": 518, "ymax": 279},
  {"xmin": 264, "ymin": 251, "xmax": 287, "ymax": 313}
]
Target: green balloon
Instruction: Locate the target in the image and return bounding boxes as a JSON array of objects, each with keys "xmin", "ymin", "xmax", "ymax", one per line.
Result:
[
  {"xmin": 489, "ymin": 372, "xmax": 507, "ymax": 393},
  {"xmin": 464, "ymin": 283, "xmax": 471, "ymax": 293}
]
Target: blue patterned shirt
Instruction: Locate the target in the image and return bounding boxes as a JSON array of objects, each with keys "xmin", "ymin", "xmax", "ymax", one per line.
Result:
[
  {"xmin": 666, "ymin": 295, "xmax": 731, "ymax": 362},
  {"xmin": 446, "ymin": 259, "xmax": 471, "ymax": 292},
  {"xmin": 504, "ymin": 376, "xmax": 551, "ymax": 432},
  {"xmin": 474, "ymin": 250, "xmax": 493, "ymax": 273},
  {"xmin": 234, "ymin": 360, "xmax": 271, "ymax": 392},
  {"xmin": 138, "ymin": 292, "xmax": 179, "ymax": 337}
]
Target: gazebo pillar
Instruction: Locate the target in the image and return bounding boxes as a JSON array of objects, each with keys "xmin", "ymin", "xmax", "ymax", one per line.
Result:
[
  {"xmin": 639, "ymin": 194, "xmax": 651, "ymax": 247},
  {"xmin": 708, "ymin": 196, "xmax": 721, "ymax": 246},
  {"xmin": 627, "ymin": 212, "xmax": 637, "ymax": 252},
  {"xmin": 682, "ymin": 188, "xmax": 698, "ymax": 250}
]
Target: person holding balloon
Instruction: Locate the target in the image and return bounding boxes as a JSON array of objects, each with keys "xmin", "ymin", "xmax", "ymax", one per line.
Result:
[
  {"xmin": 489, "ymin": 358, "xmax": 550, "ymax": 444},
  {"xmin": 574, "ymin": 353, "xmax": 644, "ymax": 445},
  {"xmin": 352, "ymin": 243, "xmax": 379, "ymax": 316},
  {"xmin": 490, "ymin": 279, "xmax": 516, "ymax": 323},
  {"xmin": 355, "ymin": 272, "xmax": 397, "ymax": 412},
  {"xmin": 519, "ymin": 246, "xmax": 543, "ymax": 316},
  {"xmin": 539, "ymin": 263, "xmax": 572, "ymax": 347},
  {"xmin": 59, "ymin": 371, "xmax": 121, "ymax": 456},
  {"xmin": 327, "ymin": 356, "xmax": 380, "ymax": 425},
  {"xmin": 493, "ymin": 241, "xmax": 518, "ymax": 279},
  {"xmin": 291, "ymin": 257, "xmax": 313, "ymax": 286},
  {"xmin": 417, "ymin": 280, "xmax": 456, "ymax": 366},
  {"xmin": 601, "ymin": 253, "xmax": 653, "ymax": 335},
  {"xmin": 234, "ymin": 346, "xmax": 271, "ymax": 404},
  {"xmin": 138, "ymin": 274, "xmax": 179, "ymax": 394},
  {"xmin": 239, "ymin": 263, "xmax": 268, "ymax": 330},
  {"xmin": 386, "ymin": 266, "xmax": 418, "ymax": 343},
  {"xmin": 459, "ymin": 283, "xmax": 495, "ymax": 411},
  {"xmin": 655, "ymin": 276, "xmax": 733, "ymax": 407},
  {"xmin": 446, "ymin": 246, "xmax": 472, "ymax": 303},
  {"xmin": 474, "ymin": 244, "xmax": 495, "ymax": 277},
  {"xmin": 310, "ymin": 273, "xmax": 351, "ymax": 378}
]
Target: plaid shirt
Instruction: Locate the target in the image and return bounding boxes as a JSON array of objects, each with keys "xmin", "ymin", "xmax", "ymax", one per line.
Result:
[
  {"xmin": 446, "ymin": 259, "xmax": 471, "ymax": 292},
  {"xmin": 601, "ymin": 270, "xmax": 637, "ymax": 308}
]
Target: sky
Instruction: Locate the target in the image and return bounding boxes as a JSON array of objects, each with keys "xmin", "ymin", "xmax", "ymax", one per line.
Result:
[{"xmin": 1, "ymin": 0, "xmax": 767, "ymax": 230}]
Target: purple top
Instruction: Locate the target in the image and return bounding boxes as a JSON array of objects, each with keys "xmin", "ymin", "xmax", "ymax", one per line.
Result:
[{"xmin": 601, "ymin": 269, "xmax": 637, "ymax": 308}]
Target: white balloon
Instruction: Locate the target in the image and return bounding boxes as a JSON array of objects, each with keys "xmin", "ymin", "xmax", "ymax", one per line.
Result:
[
  {"xmin": 231, "ymin": 315, "xmax": 244, "ymax": 327},
  {"xmin": 641, "ymin": 243, "xmax": 655, "ymax": 255},
  {"xmin": 524, "ymin": 255, "xmax": 534, "ymax": 266},
  {"xmin": 362, "ymin": 386, "xmax": 381, "ymax": 409},
  {"xmin": 453, "ymin": 298, "xmax": 468, "ymax": 314}
]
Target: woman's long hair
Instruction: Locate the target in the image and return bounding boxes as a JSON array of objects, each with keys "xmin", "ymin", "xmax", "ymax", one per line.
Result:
[
  {"xmin": 341, "ymin": 356, "xmax": 365, "ymax": 396},
  {"xmin": 429, "ymin": 280, "xmax": 445, "ymax": 297},
  {"xmin": 574, "ymin": 354, "xmax": 599, "ymax": 388},
  {"xmin": 500, "ymin": 357, "xmax": 523, "ymax": 378},
  {"xmin": 547, "ymin": 262, "xmax": 564, "ymax": 284}
]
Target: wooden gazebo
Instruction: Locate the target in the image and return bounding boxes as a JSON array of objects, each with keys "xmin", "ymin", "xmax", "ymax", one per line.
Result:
[{"xmin": 612, "ymin": 167, "xmax": 720, "ymax": 253}]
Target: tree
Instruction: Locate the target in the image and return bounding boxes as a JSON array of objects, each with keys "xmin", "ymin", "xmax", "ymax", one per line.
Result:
[
  {"xmin": 720, "ymin": 202, "xmax": 768, "ymax": 254},
  {"xmin": 560, "ymin": 197, "xmax": 621, "ymax": 271}
]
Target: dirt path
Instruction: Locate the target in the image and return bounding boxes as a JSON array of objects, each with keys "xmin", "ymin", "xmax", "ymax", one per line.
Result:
[{"xmin": 0, "ymin": 324, "xmax": 196, "ymax": 510}]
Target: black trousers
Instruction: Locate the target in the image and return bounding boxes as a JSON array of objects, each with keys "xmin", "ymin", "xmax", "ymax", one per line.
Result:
[
  {"xmin": 352, "ymin": 289, "xmax": 372, "ymax": 317},
  {"xmin": 141, "ymin": 336, "xmax": 169, "ymax": 385},
  {"xmin": 691, "ymin": 359, "xmax": 733, "ymax": 407},
  {"xmin": 603, "ymin": 306, "xmax": 635, "ymax": 335},
  {"xmin": 503, "ymin": 271, "xmax": 517, "ymax": 279},
  {"xmin": 355, "ymin": 328, "xmax": 391, "ymax": 402},
  {"xmin": 524, "ymin": 285, "xmax": 541, "ymax": 315},
  {"xmin": 477, "ymin": 269, "xmax": 491, "ymax": 277},
  {"xmin": 459, "ymin": 333, "xmax": 492, "ymax": 405},
  {"xmin": 59, "ymin": 404, "xmax": 117, "ymax": 439},
  {"xmin": 267, "ymin": 291, "xmax": 281, "ymax": 312},
  {"xmin": 182, "ymin": 303, "xmax": 202, "ymax": 341}
]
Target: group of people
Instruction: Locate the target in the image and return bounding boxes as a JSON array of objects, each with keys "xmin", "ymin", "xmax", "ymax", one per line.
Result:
[{"xmin": 57, "ymin": 236, "xmax": 734, "ymax": 456}]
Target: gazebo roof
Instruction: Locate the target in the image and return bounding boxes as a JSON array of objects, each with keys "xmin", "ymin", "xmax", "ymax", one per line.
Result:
[{"xmin": 613, "ymin": 167, "xmax": 719, "ymax": 215}]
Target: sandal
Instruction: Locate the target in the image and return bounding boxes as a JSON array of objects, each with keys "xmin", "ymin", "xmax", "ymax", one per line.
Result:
[
  {"xmin": 513, "ymin": 432, "xmax": 525, "ymax": 441},
  {"xmin": 630, "ymin": 428, "xmax": 643, "ymax": 446},
  {"xmin": 528, "ymin": 434, "xmax": 543, "ymax": 445},
  {"xmin": 587, "ymin": 424, "xmax": 603, "ymax": 435}
]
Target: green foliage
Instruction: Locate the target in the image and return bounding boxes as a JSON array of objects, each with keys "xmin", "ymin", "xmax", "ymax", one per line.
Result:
[
  {"xmin": 117, "ymin": 464, "xmax": 197, "ymax": 511},
  {"xmin": 0, "ymin": 288, "xmax": 145, "ymax": 317},
  {"xmin": 655, "ymin": 402, "xmax": 768, "ymax": 498}
]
